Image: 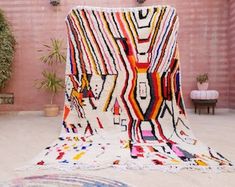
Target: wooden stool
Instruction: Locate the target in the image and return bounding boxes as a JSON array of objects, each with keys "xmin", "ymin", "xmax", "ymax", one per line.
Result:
[
  {"xmin": 192, "ymin": 99, "xmax": 217, "ymax": 115},
  {"xmin": 190, "ymin": 90, "xmax": 219, "ymax": 115}
]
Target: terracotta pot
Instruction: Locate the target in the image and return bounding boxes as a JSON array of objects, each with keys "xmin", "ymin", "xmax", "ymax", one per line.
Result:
[
  {"xmin": 0, "ymin": 93, "xmax": 14, "ymax": 104},
  {"xmin": 137, "ymin": 0, "xmax": 146, "ymax": 3},
  {"xmin": 197, "ymin": 82, "xmax": 209, "ymax": 90},
  {"xmin": 50, "ymin": 0, "xmax": 60, "ymax": 6},
  {"xmin": 44, "ymin": 104, "xmax": 59, "ymax": 117}
]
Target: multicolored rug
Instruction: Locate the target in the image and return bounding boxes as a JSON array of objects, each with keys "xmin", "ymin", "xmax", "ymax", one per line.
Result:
[
  {"xmin": 1, "ymin": 174, "xmax": 129, "ymax": 187},
  {"xmin": 30, "ymin": 5, "xmax": 233, "ymax": 172}
]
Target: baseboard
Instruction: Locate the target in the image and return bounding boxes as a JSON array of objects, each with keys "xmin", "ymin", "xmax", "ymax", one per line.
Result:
[
  {"xmin": 0, "ymin": 110, "xmax": 63, "ymax": 116},
  {"xmin": 0, "ymin": 108, "xmax": 234, "ymax": 115}
]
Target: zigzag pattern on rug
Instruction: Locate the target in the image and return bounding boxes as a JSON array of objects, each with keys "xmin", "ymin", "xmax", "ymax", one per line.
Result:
[{"xmin": 32, "ymin": 5, "xmax": 233, "ymax": 172}]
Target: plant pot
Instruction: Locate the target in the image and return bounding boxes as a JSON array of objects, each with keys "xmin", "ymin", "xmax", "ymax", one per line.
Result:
[
  {"xmin": 50, "ymin": 0, "xmax": 60, "ymax": 6},
  {"xmin": 0, "ymin": 93, "xmax": 14, "ymax": 104},
  {"xmin": 137, "ymin": 0, "xmax": 146, "ymax": 3},
  {"xmin": 197, "ymin": 82, "xmax": 209, "ymax": 91},
  {"xmin": 44, "ymin": 104, "xmax": 59, "ymax": 117}
]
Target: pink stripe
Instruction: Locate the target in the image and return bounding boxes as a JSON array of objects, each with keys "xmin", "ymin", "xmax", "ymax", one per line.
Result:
[
  {"xmin": 151, "ymin": 8, "xmax": 171, "ymax": 70},
  {"xmin": 142, "ymin": 130, "xmax": 153, "ymax": 136},
  {"xmin": 70, "ymin": 14, "xmax": 93, "ymax": 74},
  {"xmin": 172, "ymin": 144, "xmax": 184, "ymax": 157},
  {"xmin": 132, "ymin": 146, "xmax": 138, "ymax": 155},
  {"xmin": 86, "ymin": 10, "xmax": 112, "ymax": 74},
  {"xmin": 96, "ymin": 11, "xmax": 117, "ymax": 74},
  {"xmin": 105, "ymin": 13, "xmax": 122, "ymax": 71}
]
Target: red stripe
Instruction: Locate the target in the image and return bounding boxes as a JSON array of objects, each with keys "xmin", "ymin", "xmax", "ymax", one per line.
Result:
[
  {"xmin": 69, "ymin": 75, "xmax": 78, "ymax": 90},
  {"xmin": 81, "ymin": 10, "xmax": 108, "ymax": 74},
  {"xmin": 167, "ymin": 73, "xmax": 171, "ymax": 100},
  {"xmin": 137, "ymin": 34, "xmax": 151, "ymax": 43},
  {"xmin": 117, "ymin": 12, "xmax": 136, "ymax": 139},
  {"xmin": 70, "ymin": 14, "xmax": 92, "ymax": 73},
  {"xmin": 67, "ymin": 18, "xmax": 78, "ymax": 75},
  {"xmin": 148, "ymin": 73, "xmax": 158, "ymax": 118},
  {"xmin": 154, "ymin": 14, "xmax": 177, "ymax": 72},
  {"xmin": 56, "ymin": 152, "xmax": 65, "ymax": 160},
  {"xmin": 96, "ymin": 117, "xmax": 104, "ymax": 129},
  {"xmin": 136, "ymin": 63, "xmax": 149, "ymax": 69},
  {"xmin": 86, "ymin": 11, "xmax": 113, "ymax": 73}
]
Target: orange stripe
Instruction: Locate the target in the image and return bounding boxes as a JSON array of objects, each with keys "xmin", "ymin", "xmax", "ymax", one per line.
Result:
[
  {"xmin": 128, "ymin": 56, "xmax": 144, "ymax": 120},
  {"xmin": 81, "ymin": 10, "xmax": 107, "ymax": 74},
  {"xmin": 63, "ymin": 105, "xmax": 70, "ymax": 121},
  {"xmin": 151, "ymin": 73, "xmax": 163, "ymax": 118},
  {"xmin": 67, "ymin": 27, "xmax": 77, "ymax": 74}
]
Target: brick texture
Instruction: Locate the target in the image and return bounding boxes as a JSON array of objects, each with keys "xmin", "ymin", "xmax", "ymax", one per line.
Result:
[
  {"xmin": 0, "ymin": 0, "xmax": 232, "ymax": 111},
  {"xmin": 229, "ymin": 0, "xmax": 235, "ymax": 108}
]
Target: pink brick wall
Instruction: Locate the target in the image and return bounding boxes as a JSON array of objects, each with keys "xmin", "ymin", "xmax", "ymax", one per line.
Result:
[
  {"xmin": 0, "ymin": 0, "xmax": 231, "ymax": 111},
  {"xmin": 229, "ymin": 0, "xmax": 235, "ymax": 108}
]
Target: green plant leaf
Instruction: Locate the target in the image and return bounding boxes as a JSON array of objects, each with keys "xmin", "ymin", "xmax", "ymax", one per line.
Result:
[
  {"xmin": 0, "ymin": 9, "xmax": 16, "ymax": 90},
  {"xmin": 36, "ymin": 38, "xmax": 66, "ymax": 103}
]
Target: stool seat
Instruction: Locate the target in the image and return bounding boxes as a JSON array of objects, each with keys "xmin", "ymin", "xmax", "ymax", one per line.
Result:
[
  {"xmin": 190, "ymin": 90, "xmax": 219, "ymax": 115},
  {"xmin": 190, "ymin": 90, "xmax": 219, "ymax": 100}
]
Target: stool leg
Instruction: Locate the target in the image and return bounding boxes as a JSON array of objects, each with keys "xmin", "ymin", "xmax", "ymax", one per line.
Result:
[
  {"xmin": 213, "ymin": 106, "xmax": 215, "ymax": 115},
  {"xmin": 195, "ymin": 105, "xmax": 197, "ymax": 114},
  {"xmin": 208, "ymin": 107, "xmax": 210, "ymax": 114}
]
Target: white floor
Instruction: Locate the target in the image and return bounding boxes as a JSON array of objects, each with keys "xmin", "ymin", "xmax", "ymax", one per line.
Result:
[{"xmin": 0, "ymin": 109, "xmax": 235, "ymax": 187}]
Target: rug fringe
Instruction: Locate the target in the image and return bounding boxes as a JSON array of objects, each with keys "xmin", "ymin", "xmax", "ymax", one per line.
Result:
[{"xmin": 16, "ymin": 163, "xmax": 235, "ymax": 173}]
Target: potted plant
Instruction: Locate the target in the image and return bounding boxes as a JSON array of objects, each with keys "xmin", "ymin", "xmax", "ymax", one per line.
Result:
[
  {"xmin": 0, "ymin": 9, "xmax": 16, "ymax": 104},
  {"xmin": 36, "ymin": 39, "xmax": 66, "ymax": 116},
  {"xmin": 50, "ymin": 0, "xmax": 60, "ymax": 6},
  {"xmin": 137, "ymin": 0, "xmax": 146, "ymax": 4},
  {"xmin": 196, "ymin": 73, "xmax": 209, "ymax": 90}
]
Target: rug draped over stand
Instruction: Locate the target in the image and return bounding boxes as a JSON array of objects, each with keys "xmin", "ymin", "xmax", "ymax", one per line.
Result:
[{"xmin": 31, "ymin": 5, "xmax": 233, "ymax": 172}]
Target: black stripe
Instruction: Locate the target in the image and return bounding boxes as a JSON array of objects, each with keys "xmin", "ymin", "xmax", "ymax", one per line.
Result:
[
  {"xmin": 83, "ymin": 10, "xmax": 108, "ymax": 74},
  {"xmin": 74, "ymin": 9, "xmax": 101, "ymax": 74},
  {"xmin": 92, "ymin": 11, "xmax": 116, "ymax": 74}
]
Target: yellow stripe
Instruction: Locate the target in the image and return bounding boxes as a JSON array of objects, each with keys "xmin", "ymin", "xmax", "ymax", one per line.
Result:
[
  {"xmin": 137, "ymin": 68, "xmax": 147, "ymax": 73},
  {"xmin": 128, "ymin": 55, "xmax": 144, "ymax": 120},
  {"xmin": 150, "ymin": 7, "xmax": 165, "ymax": 48},
  {"xmin": 82, "ymin": 13, "xmax": 104, "ymax": 71},
  {"xmin": 126, "ymin": 12, "xmax": 137, "ymax": 41},
  {"xmin": 149, "ymin": 8, "xmax": 160, "ymax": 38},
  {"xmin": 103, "ymin": 75, "xmax": 118, "ymax": 111},
  {"xmin": 127, "ymin": 8, "xmax": 159, "ymax": 43},
  {"xmin": 63, "ymin": 146, "xmax": 69, "ymax": 150},
  {"xmin": 122, "ymin": 12, "xmax": 135, "ymax": 51},
  {"xmin": 71, "ymin": 12, "xmax": 98, "ymax": 75},
  {"xmin": 73, "ymin": 137, "xmax": 79, "ymax": 141},
  {"xmin": 171, "ymin": 159, "xmax": 181, "ymax": 163},
  {"xmin": 100, "ymin": 13, "xmax": 119, "ymax": 56},
  {"xmin": 152, "ymin": 73, "xmax": 163, "ymax": 118},
  {"xmin": 195, "ymin": 159, "xmax": 208, "ymax": 166},
  {"xmin": 73, "ymin": 151, "xmax": 85, "ymax": 160}
]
